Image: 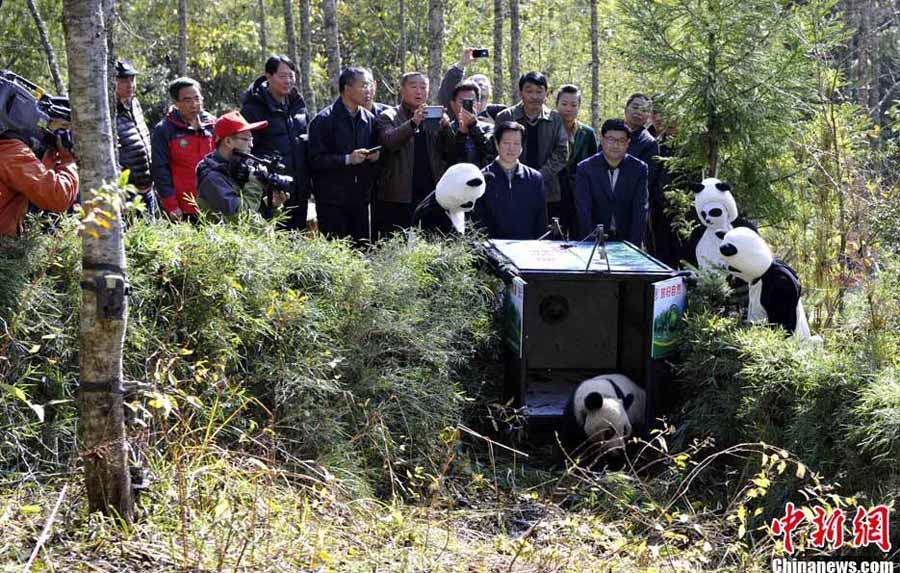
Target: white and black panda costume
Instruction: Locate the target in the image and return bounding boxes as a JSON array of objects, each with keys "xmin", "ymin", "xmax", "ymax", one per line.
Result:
[
  {"xmin": 686, "ymin": 178, "xmax": 757, "ymax": 270},
  {"xmin": 412, "ymin": 163, "xmax": 486, "ymax": 235},
  {"xmin": 717, "ymin": 227, "xmax": 812, "ymax": 340},
  {"xmin": 561, "ymin": 373, "xmax": 646, "ymax": 460}
]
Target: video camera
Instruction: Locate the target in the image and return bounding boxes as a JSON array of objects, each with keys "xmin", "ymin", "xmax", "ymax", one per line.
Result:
[
  {"xmin": 233, "ymin": 150, "xmax": 293, "ymax": 203},
  {"xmin": 0, "ymin": 70, "xmax": 73, "ymax": 153}
]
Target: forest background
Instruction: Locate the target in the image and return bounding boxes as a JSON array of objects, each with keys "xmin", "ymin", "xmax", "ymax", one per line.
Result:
[{"xmin": 3, "ymin": 0, "xmax": 900, "ymax": 571}]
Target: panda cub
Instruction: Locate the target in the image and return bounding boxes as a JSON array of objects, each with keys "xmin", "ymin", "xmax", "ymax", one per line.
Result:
[
  {"xmin": 686, "ymin": 178, "xmax": 757, "ymax": 270},
  {"xmin": 717, "ymin": 227, "xmax": 812, "ymax": 340},
  {"xmin": 561, "ymin": 373, "xmax": 646, "ymax": 462},
  {"xmin": 412, "ymin": 163, "xmax": 486, "ymax": 235}
]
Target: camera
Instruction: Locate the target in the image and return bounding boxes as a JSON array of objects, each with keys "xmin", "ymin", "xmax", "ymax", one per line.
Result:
[
  {"xmin": 0, "ymin": 70, "xmax": 71, "ymax": 153},
  {"xmin": 43, "ymin": 127, "xmax": 74, "ymax": 152},
  {"xmin": 233, "ymin": 150, "xmax": 293, "ymax": 198},
  {"xmin": 472, "ymin": 48, "xmax": 489, "ymax": 58},
  {"xmin": 423, "ymin": 105, "xmax": 444, "ymax": 132},
  {"xmin": 462, "ymin": 99, "xmax": 475, "ymax": 114}
]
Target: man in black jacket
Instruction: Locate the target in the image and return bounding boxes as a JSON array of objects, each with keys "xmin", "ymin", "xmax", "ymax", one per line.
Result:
[
  {"xmin": 447, "ymin": 81, "xmax": 495, "ymax": 168},
  {"xmin": 241, "ymin": 55, "xmax": 311, "ymax": 231},
  {"xmin": 114, "ymin": 61, "xmax": 156, "ymax": 216},
  {"xmin": 307, "ymin": 67, "xmax": 380, "ymax": 244}
]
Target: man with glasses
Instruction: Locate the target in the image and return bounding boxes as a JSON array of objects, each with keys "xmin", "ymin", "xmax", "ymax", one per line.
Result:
[
  {"xmin": 151, "ymin": 77, "xmax": 215, "ymax": 222},
  {"xmin": 241, "ymin": 55, "xmax": 311, "ymax": 231},
  {"xmin": 575, "ymin": 119, "xmax": 648, "ymax": 245},
  {"xmin": 196, "ymin": 111, "xmax": 287, "ymax": 219}
]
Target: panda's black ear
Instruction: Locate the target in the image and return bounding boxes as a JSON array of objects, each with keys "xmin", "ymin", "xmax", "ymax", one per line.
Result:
[
  {"xmin": 715, "ymin": 230, "xmax": 727, "ymax": 240},
  {"xmin": 720, "ymin": 243, "xmax": 738, "ymax": 257},
  {"xmin": 466, "ymin": 177, "xmax": 484, "ymax": 187},
  {"xmin": 623, "ymin": 393, "xmax": 634, "ymax": 412},
  {"xmin": 689, "ymin": 183, "xmax": 705, "ymax": 194},
  {"xmin": 715, "ymin": 182, "xmax": 732, "ymax": 192}
]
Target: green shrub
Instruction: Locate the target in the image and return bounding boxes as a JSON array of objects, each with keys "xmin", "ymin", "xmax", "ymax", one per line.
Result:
[{"xmin": 0, "ymin": 217, "xmax": 497, "ymax": 497}]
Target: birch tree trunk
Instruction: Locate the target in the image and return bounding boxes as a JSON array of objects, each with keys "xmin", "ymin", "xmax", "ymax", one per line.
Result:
[
  {"xmin": 398, "ymin": 0, "xmax": 406, "ymax": 74},
  {"xmin": 177, "ymin": 0, "xmax": 188, "ymax": 76},
  {"xmin": 284, "ymin": 0, "xmax": 298, "ymax": 66},
  {"xmin": 63, "ymin": 0, "xmax": 132, "ymax": 522},
  {"xmin": 427, "ymin": 0, "xmax": 445, "ymax": 103},
  {"xmin": 509, "ymin": 0, "xmax": 521, "ymax": 104},
  {"xmin": 103, "ymin": 0, "xmax": 118, "ymax": 155},
  {"xmin": 258, "ymin": 0, "xmax": 268, "ymax": 60},
  {"xmin": 299, "ymin": 0, "xmax": 315, "ymax": 112},
  {"xmin": 493, "ymin": 0, "xmax": 503, "ymax": 105},
  {"xmin": 323, "ymin": 0, "xmax": 341, "ymax": 99},
  {"xmin": 26, "ymin": 0, "xmax": 66, "ymax": 95},
  {"xmin": 590, "ymin": 0, "xmax": 600, "ymax": 131}
]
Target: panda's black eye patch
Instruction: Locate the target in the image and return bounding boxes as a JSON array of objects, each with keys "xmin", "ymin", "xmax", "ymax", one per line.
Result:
[
  {"xmin": 459, "ymin": 201, "xmax": 474, "ymax": 209},
  {"xmin": 466, "ymin": 178, "xmax": 483, "ymax": 187},
  {"xmin": 709, "ymin": 208, "xmax": 723, "ymax": 217},
  {"xmin": 720, "ymin": 244, "xmax": 738, "ymax": 257}
]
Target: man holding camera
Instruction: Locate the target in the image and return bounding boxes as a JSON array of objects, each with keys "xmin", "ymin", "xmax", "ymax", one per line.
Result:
[
  {"xmin": 446, "ymin": 81, "xmax": 495, "ymax": 168},
  {"xmin": 375, "ymin": 71, "xmax": 453, "ymax": 238},
  {"xmin": 196, "ymin": 111, "xmax": 288, "ymax": 220},
  {"xmin": 241, "ymin": 55, "xmax": 311, "ymax": 231},
  {"xmin": 308, "ymin": 67, "xmax": 380, "ymax": 243},
  {"xmin": 0, "ymin": 71, "xmax": 78, "ymax": 237},
  {"xmin": 437, "ymin": 47, "xmax": 506, "ymax": 122}
]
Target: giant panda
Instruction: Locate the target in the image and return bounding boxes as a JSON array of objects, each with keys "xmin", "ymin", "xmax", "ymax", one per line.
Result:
[
  {"xmin": 412, "ymin": 163, "xmax": 486, "ymax": 235},
  {"xmin": 685, "ymin": 178, "xmax": 757, "ymax": 270},
  {"xmin": 560, "ymin": 373, "xmax": 646, "ymax": 463},
  {"xmin": 717, "ymin": 227, "xmax": 812, "ymax": 340}
]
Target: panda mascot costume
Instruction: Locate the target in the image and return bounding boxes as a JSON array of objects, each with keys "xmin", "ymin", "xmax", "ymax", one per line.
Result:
[
  {"xmin": 412, "ymin": 163, "xmax": 486, "ymax": 235},
  {"xmin": 717, "ymin": 227, "xmax": 813, "ymax": 340},
  {"xmin": 560, "ymin": 373, "xmax": 646, "ymax": 463},
  {"xmin": 686, "ymin": 178, "xmax": 757, "ymax": 270}
]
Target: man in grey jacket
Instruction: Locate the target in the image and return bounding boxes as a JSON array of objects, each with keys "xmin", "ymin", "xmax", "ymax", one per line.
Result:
[{"xmin": 495, "ymin": 71, "xmax": 568, "ymax": 223}]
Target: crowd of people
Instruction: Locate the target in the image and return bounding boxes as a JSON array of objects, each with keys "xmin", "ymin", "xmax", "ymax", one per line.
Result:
[{"xmin": 0, "ymin": 48, "xmax": 683, "ymax": 267}]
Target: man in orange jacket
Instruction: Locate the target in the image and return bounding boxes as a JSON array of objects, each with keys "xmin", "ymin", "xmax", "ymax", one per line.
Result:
[{"xmin": 0, "ymin": 124, "xmax": 79, "ymax": 237}]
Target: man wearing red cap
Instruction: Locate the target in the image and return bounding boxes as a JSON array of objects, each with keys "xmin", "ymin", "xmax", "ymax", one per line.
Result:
[{"xmin": 195, "ymin": 111, "xmax": 288, "ymax": 218}]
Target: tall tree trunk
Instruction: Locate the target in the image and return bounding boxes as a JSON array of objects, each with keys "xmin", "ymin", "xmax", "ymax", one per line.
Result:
[
  {"xmin": 283, "ymin": 0, "xmax": 298, "ymax": 66},
  {"xmin": 398, "ymin": 0, "xmax": 406, "ymax": 74},
  {"xmin": 258, "ymin": 0, "xmax": 268, "ymax": 60},
  {"xmin": 177, "ymin": 0, "xmax": 188, "ymax": 76},
  {"xmin": 492, "ymin": 0, "xmax": 503, "ymax": 105},
  {"xmin": 590, "ymin": 0, "xmax": 600, "ymax": 131},
  {"xmin": 63, "ymin": 0, "xmax": 132, "ymax": 523},
  {"xmin": 508, "ymin": 0, "xmax": 521, "ymax": 104},
  {"xmin": 298, "ymin": 0, "xmax": 315, "ymax": 112},
  {"xmin": 427, "ymin": 0, "xmax": 445, "ymax": 103},
  {"xmin": 103, "ymin": 0, "xmax": 117, "ymax": 156},
  {"xmin": 322, "ymin": 0, "xmax": 340, "ymax": 99},
  {"xmin": 25, "ymin": 0, "xmax": 66, "ymax": 95}
]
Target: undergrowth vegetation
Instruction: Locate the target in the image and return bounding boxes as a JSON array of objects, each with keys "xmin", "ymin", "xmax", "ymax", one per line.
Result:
[{"xmin": 3, "ymin": 215, "xmax": 900, "ymax": 569}]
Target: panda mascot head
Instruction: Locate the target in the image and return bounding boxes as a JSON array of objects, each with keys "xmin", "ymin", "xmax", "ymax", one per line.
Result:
[
  {"xmin": 561, "ymin": 373, "xmax": 646, "ymax": 462},
  {"xmin": 687, "ymin": 178, "xmax": 757, "ymax": 271},
  {"xmin": 412, "ymin": 163, "xmax": 485, "ymax": 235},
  {"xmin": 718, "ymin": 227, "xmax": 813, "ymax": 340},
  {"xmin": 692, "ymin": 177, "xmax": 738, "ymax": 230}
]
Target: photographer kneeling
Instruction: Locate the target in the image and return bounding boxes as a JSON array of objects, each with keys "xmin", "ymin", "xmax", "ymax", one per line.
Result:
[{"xmin": 196, "ymin": 111, "xmax": 291, "ymax": 221}]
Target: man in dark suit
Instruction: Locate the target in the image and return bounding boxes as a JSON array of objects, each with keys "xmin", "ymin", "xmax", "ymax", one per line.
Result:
[{"xmin": 574, "ymin": 119, "xmax": 648, "ymax": 245}]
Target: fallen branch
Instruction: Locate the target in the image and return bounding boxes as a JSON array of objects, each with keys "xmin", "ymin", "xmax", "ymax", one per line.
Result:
[{"xmin": 23, "ymin": 483, "xmax": 68, "ymax": 572}]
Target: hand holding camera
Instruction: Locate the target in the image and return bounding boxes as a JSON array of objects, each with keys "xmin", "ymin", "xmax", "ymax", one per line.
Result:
[{"xmin": 349, "ymin": 149, "xmax": 369, "ymax": 165}]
